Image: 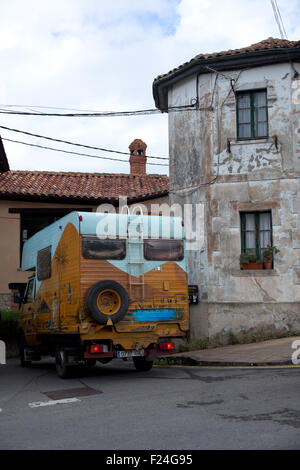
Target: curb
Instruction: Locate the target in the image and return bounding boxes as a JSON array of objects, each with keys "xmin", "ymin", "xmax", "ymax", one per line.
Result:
[{"xmin": 156, "ymin": 355, "xmax": 294, "ymax": 367}]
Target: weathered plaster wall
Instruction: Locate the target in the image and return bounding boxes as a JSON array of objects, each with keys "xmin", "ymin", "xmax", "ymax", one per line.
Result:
[{"xmin": 168, "ymin": 62, "xmax": 300, "ymax": 337}]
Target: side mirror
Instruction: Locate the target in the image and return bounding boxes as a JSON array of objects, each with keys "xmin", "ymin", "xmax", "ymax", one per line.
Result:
[{"xmin": 13, "ymin": 292, "xmax": 20, "ymax": 303}]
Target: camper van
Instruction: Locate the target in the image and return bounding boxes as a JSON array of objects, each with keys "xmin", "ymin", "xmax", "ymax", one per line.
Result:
[{"xmin": 17, "ymin": 211, "xmax": 189, "ymax": 377}]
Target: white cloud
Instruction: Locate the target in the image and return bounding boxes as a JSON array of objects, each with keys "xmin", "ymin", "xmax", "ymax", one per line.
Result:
[{"xmin": 0, "ymin": 0, "xmax": 299, "ymax": 175}]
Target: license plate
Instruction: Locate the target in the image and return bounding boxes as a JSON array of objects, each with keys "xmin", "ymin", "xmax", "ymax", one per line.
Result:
[{"xmin": 117, "ymin": 350, "xmax": 145, "ymax": 358}]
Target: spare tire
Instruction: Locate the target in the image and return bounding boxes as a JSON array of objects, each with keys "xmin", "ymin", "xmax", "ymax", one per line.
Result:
[{"xmin": 85, "ymin": 280, "xmax": 129, "ymax": 325}]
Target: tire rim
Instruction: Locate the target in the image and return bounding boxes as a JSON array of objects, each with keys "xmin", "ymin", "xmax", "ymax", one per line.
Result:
[{"xmin": 97, "ymin": 289, "xmax": 121, "ymax": 315}]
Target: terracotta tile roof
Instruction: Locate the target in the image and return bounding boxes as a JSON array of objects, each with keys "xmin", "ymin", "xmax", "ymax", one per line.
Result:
[
  {"xmin": 154, "ymin": 37, "xmax": 300, "ymax": 83},
  {"xmin": 0, "ymin": 170, "xmax": 169, "ymax": 203}
]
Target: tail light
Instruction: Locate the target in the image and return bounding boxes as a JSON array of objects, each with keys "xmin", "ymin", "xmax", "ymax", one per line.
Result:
[
  {"xmin": 158, "ymin": 342, "xmax": 175, "ymax": 351},
  {"xmin": 90, "ymin": 344, "xmax": 109, "ymax": 354}
]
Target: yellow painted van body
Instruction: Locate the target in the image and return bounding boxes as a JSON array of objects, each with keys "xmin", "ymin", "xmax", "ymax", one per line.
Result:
[{"xmin": 18, "ymin": 212, "xmax": 189, "ymax": 375}]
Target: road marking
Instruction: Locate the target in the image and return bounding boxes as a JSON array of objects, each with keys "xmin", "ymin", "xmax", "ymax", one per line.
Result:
[{"xmin": 28, "ymin": 398, "xmax": 80, "ymax": 408}]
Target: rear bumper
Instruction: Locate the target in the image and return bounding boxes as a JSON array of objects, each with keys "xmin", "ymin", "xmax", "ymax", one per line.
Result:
[{"xmin": 83, "ymin": 345, "xmax": 176, "ymax": 360}]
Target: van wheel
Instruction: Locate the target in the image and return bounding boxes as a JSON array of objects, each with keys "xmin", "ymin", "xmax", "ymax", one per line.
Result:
[
  {"xmin": 85, "ymin": 280, "xmax": 129, "ymax": 325},
  {"xmin": 133, "ymin": 357, "xmax": 153, "ymax": 372},
  {"xmin": 19, "ymin": 334, "xmax": 31, "ymax": 368},
  {"xmin": 85, "ymin": 359, "xmax": 96, "ymax": 366},
  {"xmin": 55, "ymin": 348, "xmax": 72, "ymax": 379}
]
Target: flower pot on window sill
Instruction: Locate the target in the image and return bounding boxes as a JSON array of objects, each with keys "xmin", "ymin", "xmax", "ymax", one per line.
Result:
[
  {"xmin": 241, "ymin": 262, "xmax": 263, "ymax": 270},
  {"xmin": 263, "ymin": 259, "xmax": 273, "ymax": 270}
]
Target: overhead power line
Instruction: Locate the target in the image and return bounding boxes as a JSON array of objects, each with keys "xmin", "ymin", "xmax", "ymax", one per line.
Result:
[
  {"xmin": 2, "ymin": 137, "xmax": 169, "ymax": 167},
  {"xmin": 0, "ymin": 104, "xmax": 114, "ymax": 113},
  {"xmin": 0, "ymin": 103, "xmax": 196, "ymax": 117},
  {"xmin": 270, "ymin": 0, "xmax": 288, "ymax": 39},
  {"xmin": 0, "ymin": 125, "xmax": 169, "ymax": 160},
  {"xmin": 269, "ymin": 1, "xmax": 299, "ymax": 77}
]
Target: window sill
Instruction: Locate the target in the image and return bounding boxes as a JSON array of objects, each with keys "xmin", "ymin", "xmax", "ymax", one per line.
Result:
[
  {"xmin": 231, "ymin": 269, "xmax": 279, "ymax": 277},
  {"xmin": 231, "ymin": 137, "xmax": 271, "ymax": 145}
]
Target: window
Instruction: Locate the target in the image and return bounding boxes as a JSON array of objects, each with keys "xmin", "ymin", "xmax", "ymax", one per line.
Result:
[
  {"xmin": 37, "ymin": 246, "xmax": 52, "ymax": 280},
  {"xmin": 237, "ymin": 90, "xmax": 268, "ymax": 139},
  {"xmin": 24, "ymin": 278, "xmax": 35, "ymax": 303},
  {"xmin": 240, "ymin": 212, "xmax": 272, "ymax": 261},
  {"xmin": 82, "ymin": 237, "xmax": 126, "ymax": 260},
  {"xmin": 144, "ymin": 239, "xmax": 184, "ymax": 261}
]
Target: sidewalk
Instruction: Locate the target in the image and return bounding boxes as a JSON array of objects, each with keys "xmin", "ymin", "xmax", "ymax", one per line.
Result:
[{"xmin": 163, "ymin": 336, "xmax": 300, "ymax": 367}]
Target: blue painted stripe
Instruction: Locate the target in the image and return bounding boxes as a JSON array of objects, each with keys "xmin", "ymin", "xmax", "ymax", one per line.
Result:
[{"xmin": 129, "ymin": 309, "xmax": 177, "ymax": 322}]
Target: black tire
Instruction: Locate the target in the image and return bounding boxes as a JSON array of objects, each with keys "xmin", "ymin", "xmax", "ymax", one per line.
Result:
[
  {"xmin": 133, "ymin": 357, "xmax": 153, "ymax": 372},
  {"xmin": 85, "ymin": 359, "xmax": 97, "ymax": 367},
  {"xmin": 85, "ymin": 280, "xmax": 129, "ymax": 325},
  {"xmin": 19, "ymin": 333, "xmax": 31, "ymax": 368},
  {"xmin": 55, "ymin": 347, "xmax": 72, "ymax": 379}
]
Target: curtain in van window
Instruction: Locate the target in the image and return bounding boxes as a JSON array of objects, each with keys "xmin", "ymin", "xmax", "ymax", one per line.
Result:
[
  {"xmin": 37, "ymin": 246, "xmax": 51, "ymax": 280},
  {"xmin": 144, "ymin": 240, "xmax": 184, "ymax": 261},
  {"xmin": 82, "ymin": 237, "xmax": 126, "ymax": 260}
]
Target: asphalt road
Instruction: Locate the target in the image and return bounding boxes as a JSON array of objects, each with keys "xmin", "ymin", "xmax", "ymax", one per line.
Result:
[{"xmin": 0, "ymin": 358, "xmax": 299, "ymax": 450}]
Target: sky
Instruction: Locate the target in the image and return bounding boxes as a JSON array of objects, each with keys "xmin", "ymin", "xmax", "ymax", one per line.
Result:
[{"xmin": 0, "ymin": 0, "xmax": 300, "ymax": 175}]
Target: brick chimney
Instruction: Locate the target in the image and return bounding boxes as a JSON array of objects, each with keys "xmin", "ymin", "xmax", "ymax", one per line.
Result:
[{"xmin": 129, "ymin": 139, "xmax": 147, "ymax": 175}]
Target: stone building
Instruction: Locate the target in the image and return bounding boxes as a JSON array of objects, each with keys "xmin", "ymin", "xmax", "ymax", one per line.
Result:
[
  {"xmin": 153, "ymin": 37, "xmax": 300, "ymax": 339},
  {"xmin": 0, "ymin": 138, "xmax": 169, "ymax": 310}
]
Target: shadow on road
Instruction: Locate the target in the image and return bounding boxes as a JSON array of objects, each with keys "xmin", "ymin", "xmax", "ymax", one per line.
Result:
[{"xmin": 15, "ymin": 358, "xmax": 142, "ymax": 379}]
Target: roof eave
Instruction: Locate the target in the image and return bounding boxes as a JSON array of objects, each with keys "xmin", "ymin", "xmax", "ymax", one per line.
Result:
[
  {"xmin": 153, "ymin": 47, "xmax": 300, "ymax": 110},
  {"xmin": 0, "ymin": 191, "xmax": 169, "ymax": 206}
]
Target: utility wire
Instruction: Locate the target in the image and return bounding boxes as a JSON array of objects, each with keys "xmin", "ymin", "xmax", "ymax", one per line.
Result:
[
  {"xmin": 0, "ymin": 103, "xmax": 196, "ymax": 117},
  {"xmin": 204, "ymin": 66, "xmax": 233, "ymax": 81},
  {"xmin": 269, "ymin": 1, "xmax": 299, "ymax": 77},
  {"xmin": 171, "ymin": 70, "xmax": 243, "ymax": 196},
  {"xmin": 2, "ymin": 137, "xmax": 169, "ymax": 167},
  {"xmin": 0, "ymin": 125, "xmax": 169, "ymax": 160},
  {"xmin": 270, "ymin": 0, "xmax": 288, "ymax": 39},
  {"xmin": 0, "ymin": 104, "xmax": 115, "ymax": 113}
]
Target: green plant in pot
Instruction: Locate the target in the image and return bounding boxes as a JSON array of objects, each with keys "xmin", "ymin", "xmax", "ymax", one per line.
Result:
[
  {"xmin": 240, "ymin": 249, "xmax": 262, "ymax": 270},
  {"xmin": 263, "ymin": 245, "xmax": 280, "ymax": 269}
]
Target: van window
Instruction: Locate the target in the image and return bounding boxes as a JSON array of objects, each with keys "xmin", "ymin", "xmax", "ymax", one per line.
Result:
[
  {"xmin": 25, "ymin": 278, "xmax": 35, "ymax": 303},
  {"xmin": 82, "ymin": 237, "xmax": 126, "ymax": 260},
  {"xmin": 144, "ymin": 239, "xmax": 184, "ymax": 261},
  {"xmin": 37, "ymin": 246, "xmax": 51, "ymax": 281}
]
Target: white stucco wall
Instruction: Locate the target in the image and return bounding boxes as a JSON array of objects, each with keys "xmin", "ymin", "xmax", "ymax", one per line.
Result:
[{"xmin": 167, "ymin": 61, "xmax": 300, "ymax": 337}]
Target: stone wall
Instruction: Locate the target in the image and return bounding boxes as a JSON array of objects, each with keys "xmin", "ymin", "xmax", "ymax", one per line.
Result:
[{"xmin": 0, "ymin": 293, "xmax": 12, "ymax": 312}]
